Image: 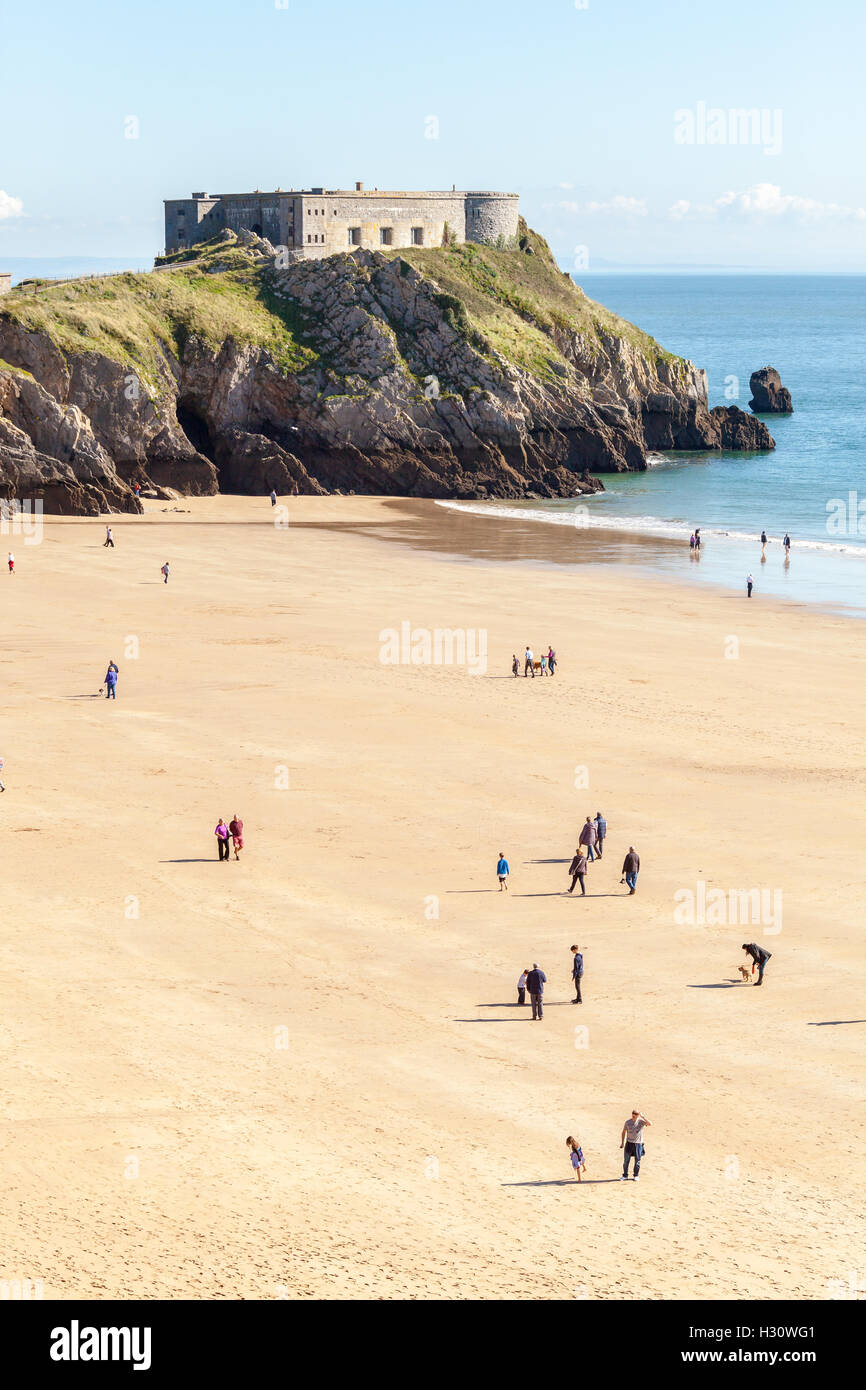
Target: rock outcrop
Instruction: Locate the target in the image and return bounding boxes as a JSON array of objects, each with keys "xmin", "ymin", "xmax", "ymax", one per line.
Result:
[
  {"xmin": 749, "ymin": 366, "xmax": 793, "ymax": 414},
  {"xmin": 0, "ymin": 227, "xmax": 775, "ymax": 513}
]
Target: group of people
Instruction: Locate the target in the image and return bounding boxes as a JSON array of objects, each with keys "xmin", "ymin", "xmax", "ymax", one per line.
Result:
[
  {"xmin": 565, "ymin": 815, "xmax": 640, "ymax": 897},
  {"xmin": 214, "ymin": 816, "xmax": 245, "ymax": 861},
  {"xmin": 748, "ymin": 529, "xmax": 792, "ymax": 596},
  {"xmin": 564, "ymin": 1110, "xmax": 652, "ymax": 1184},
  {"xmin": 512, "ymin": 646, "xmax": 557, "ymax": 677},
  {"xmin": 516, "ymin": 943, "xmax": 584, "ymax": 1018}
]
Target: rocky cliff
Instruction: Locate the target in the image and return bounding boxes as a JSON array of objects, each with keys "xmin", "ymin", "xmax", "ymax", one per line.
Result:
[{"xmin": 0, "ymin": 223, "xmax": 774, "ymax": 513}]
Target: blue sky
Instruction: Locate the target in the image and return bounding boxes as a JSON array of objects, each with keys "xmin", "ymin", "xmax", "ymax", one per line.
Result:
[{"xmin": 1, "ymin": 0, "xmax": 864, "ymax": 269}]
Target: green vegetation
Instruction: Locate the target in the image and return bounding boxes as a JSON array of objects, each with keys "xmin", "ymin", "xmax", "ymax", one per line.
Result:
[
  {"xmin": 388, "ymin": 218, "xmax": 681, "ymax": 381},
  {"xmin": 0, "ymin": 225, "xmax": 688, "ymax": 402},
  {"xmin": 0, "ymin": 237, "xmax": 318, "ymax": 399}
]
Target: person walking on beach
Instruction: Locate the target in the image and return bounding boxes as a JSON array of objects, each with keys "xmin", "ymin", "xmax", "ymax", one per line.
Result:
[
  {"xmin": 742, "ymin": 942, "xmax": 772, "ymax": 986},
  {"xmin": 594, "ymin": 810, "xmax": 607, "ymax": 859},
  {"xmin": 621, "ymin": 846, "xmax": 640, "ymax": 894},
  {"xmin": 540, "ymin": 652, "xmax": 548, "ymax": 676},
  {"xmin": 0, "ymin": 756, "xmax": 6, "ymax": 793},
  {"xmin": 747, "ymin": 573, "xmax": 754, "ymax": 598},
  {"xmin": 512, "ymin": 653, "xmax": 519, "ymax": 677},
  {"xmin": 689, "ymin": 532, "xmax": 696, "ymax": 553},
  {"xmin": 517, "ymin": 969, "xmax": 528, "ymax": 1006},
  {"xmin": 215, "ymin": 818, "xmax": 230, "ymax": 861},
  {"xmin": 496, "ymin": 852, "xmax": 510, "ymax": 891},
  {"xmin": 104, "ymin": 661, "xmax": 118, "ymax": 700},
  {"xmin": 548, "ymin": 646, "xmax": 556, "ymax": 676},
  {"xmin": 783, "ymin": 532, "xmax": 791, "ymax": 559},
  {"xmin": 694, "ymin": 528, "xmax": 701, "ymax": 551},
  {"xmin": 761, "ymin": 529, "xmax": 767, "ymax": 557},
  {"xmin": 270, "ymin": 490, "xmax": 277, "ymax": 507},
  {"xmin": 566, "ymin": 1135, "xmax": 587, "ymax": 1183},
  {"xmin": 526, "ymin": 963, "xmax": 547, "ymax": 1020},
  {"xmin": 524, "ymin": 645, "xmax": 534, "ymax": 678},
  {"xmin": 579, "ymin": 815, "xmax": 598, "ymax": 862},
  {"xmin": 160, "ymin": 561, "xmax": 170, "ymax": 584},
  {"xmin": 104, "ymin": 526, "xmax": 114, "ymax": 548},
  {"xmin": 571, "ymin": 944, "xmax": 584, "ymax": 1003},
  {"xmin": 620, "ymin": 1109, "xmax": 651, "ymax": 1181},
  {"xmin": 7, "ymin": 552, "xmax": 14, "ymax": 575},
  {"xmin": 568, "ymin": 848, "xmax": 588, "ymax": 896},
  {"xmin": 229, "ymin": 813, "xmax": 244, "ymax": 861}
]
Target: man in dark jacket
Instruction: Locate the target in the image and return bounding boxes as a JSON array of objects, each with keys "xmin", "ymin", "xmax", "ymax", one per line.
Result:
[
  {"xmin": 594, "ymin": 811, "xmax": 607, "ymax": 859},
  {"xmin": 622, "ymin": 847, "xmax": 640, "ymax": 894},
  {"xmin": 742, "ymin": 943, "xmax": 772, "ymax": 986},
  {"xmin": 526, "ymin": 963, "xmax": 547, "ymax": 1020},
  {"xmin": 570, "ymin": 944, "xmax": 584, "ymax": 1004},
  {"xmin": 568, "ymin": 849, "xmax": 588, "ymax": 896}
]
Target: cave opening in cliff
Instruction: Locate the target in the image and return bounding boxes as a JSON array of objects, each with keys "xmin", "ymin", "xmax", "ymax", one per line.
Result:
[{"xmin": 177, "ymin": 398, "xmax": 217, "ymax": 467}]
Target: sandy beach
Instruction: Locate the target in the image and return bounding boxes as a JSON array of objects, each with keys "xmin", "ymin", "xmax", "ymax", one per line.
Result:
[{"xmin": 1, "ymin": 494, "xmax": 864, "ymax": 1301}]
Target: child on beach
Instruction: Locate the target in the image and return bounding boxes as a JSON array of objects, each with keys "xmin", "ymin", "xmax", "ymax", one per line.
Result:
[
  {"xmin": 7, "ymin": 552, "xmax": 14, "ymax": 574},
  {"xmin": 512, "ymin": 653, "xmax": 519, "ymax": 677},
  {"xmin": 566, "ymin": 1136, "xmax": 587, "ymax": 1182},
  {"xmin": 496, "ymin": 852, "xmax": 510, "ymax": 891},
  {"xmin": 517, "ymin": 970, "xmax": 528, "ymax": 1005},
  {"xmin": 540, "ymin": 653, "xmax": 548, "ymax": 675},
  {"xmin": 160, "ymin": 561, "xmax": 170, "ymax": 584}
]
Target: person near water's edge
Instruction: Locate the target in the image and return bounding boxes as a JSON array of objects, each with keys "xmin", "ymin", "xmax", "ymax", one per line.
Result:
[
  {"xmin": 594, "ymin": 811, "xmax": 607, "ymax": 858},
  {"xmin": 621, "ymin": 846, "xmax": 640, "ymax": 894},
  {"xmin": 568, "ymin": 848, "xmax": 587, "ymax": 896},
  {"xmin": 747, "ymin": 573, "xmax": 754, "ymax": 598},
  {"xmin": 783, "ymin": 532, "xmax": 791, "ymax": 561},
  {"xmin": 579, "ymin": 815, "xmax": 597, "ymax": 862},
  {"xmin": 497, "ymin": 853, "xmax": 509, "ymax": 891},
  {"xmin": 621, "ymin": 1109, "xmax": 651, "ymax": 1180},
  {"xmin": 526, "ymin": 963, "xmax": 546, "ymax": 1020},
  {"xmin": 742, "ymin": 942, "xmax": 772, "ymax": 985},
  {"xmin": 571, "ymin": 944, "xmax": 584, "ymax": 1003}
]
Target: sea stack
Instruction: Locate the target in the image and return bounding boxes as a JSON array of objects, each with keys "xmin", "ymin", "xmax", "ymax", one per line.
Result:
[{"xmin": 749, "ymin": 366, "xmax": 793, "ymax": 414}]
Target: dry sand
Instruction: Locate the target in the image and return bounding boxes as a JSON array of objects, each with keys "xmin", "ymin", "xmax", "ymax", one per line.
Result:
[{"xmin": 1, "ymin": 495, "xmax": 863, "ymax": 1301}]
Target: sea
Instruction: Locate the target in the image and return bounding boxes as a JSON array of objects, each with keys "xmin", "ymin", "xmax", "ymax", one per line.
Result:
[{"xmin": 440, "ymin": 275, "xmax": 866, "ymax": 616}]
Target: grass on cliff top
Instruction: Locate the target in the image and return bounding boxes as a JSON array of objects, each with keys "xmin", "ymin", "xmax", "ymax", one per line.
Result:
[
  {"xmin": 391, "ymin": 221, "xmax": 681, "ymax": 380},
  {"xmin": 0, "ymin": 239, "xmax": 317, "ymax": 397}
]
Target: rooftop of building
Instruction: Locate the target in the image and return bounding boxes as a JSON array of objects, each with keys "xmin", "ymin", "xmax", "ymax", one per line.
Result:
[{"xmin": 166, "ymin": 188, "xmax": 518, "ymax": 203}]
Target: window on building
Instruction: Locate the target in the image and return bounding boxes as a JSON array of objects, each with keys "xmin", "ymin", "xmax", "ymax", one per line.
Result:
[
  {"xmin": 348, "ymin": 227, "xmax": 362, "ymax": 246},
  {"xmin": 379, "ymin": 228, "xmax": 393, "ymax": 246},
  {"xmin": 411, "ymin": 227, "xmax": 424, "ymax": 245},
  {"xmin": 307, "ymin": 234, "xmax": 311, "ymax": 243}
]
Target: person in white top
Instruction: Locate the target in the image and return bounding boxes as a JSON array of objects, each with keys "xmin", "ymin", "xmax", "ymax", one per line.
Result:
[
  {"xmin": 620, "ymin": 1109, "xmax": 651, "ymax": 1181},
  {"xmin": 524, "ymin": 646, "xmax": 534, "ymax": 678},
  {"xmin": 517, "ymin": 970, "xmax": 528, "ymax": 1006}
]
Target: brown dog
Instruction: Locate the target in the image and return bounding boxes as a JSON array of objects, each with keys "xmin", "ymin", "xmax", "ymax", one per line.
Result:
[{"xmin": 738, "ymin": 965, "xmax": 752, "ymax": 983}]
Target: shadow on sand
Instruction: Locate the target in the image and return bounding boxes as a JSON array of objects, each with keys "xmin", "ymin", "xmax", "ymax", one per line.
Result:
[
  {"xmin": 502, "ymin": 1178, "xmax": 623, "ymax": 1187},
  {"xmin": 808, "ymin": 1019, "xmax": 866, "ymax": 1026}
]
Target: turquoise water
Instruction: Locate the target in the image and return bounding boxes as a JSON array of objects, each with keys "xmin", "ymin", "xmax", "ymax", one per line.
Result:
[{"xmin": 450, "ymin": 276, "xmax": 866, "ymax": 613}]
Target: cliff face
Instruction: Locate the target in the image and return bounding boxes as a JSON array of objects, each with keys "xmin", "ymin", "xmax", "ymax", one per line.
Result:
[{"xmin": 0, "ymin": 226, "xmax": 773, "ymax": 513}]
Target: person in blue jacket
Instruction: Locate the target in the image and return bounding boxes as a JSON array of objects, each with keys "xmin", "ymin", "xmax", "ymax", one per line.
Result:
[
  {"xmin": 104, "ymin": 661, "xmax": 118, "ymax": 700},
  {"xmin": 496, "ymin": 852, "xmax": 510, "ymax": 892}
]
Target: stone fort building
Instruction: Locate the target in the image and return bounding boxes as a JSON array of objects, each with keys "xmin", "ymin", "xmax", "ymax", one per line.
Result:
[{"xmin": 164, "ymin": 183, "xmax": 519, "ymax": 259}]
